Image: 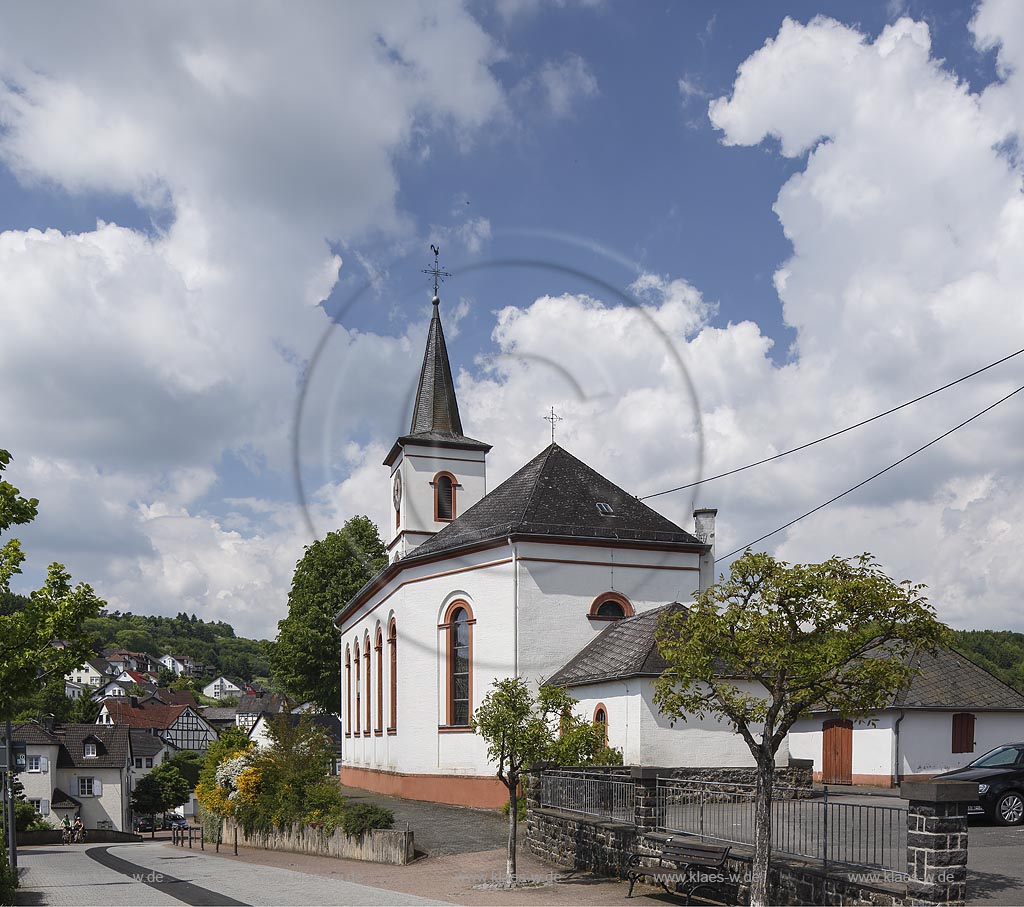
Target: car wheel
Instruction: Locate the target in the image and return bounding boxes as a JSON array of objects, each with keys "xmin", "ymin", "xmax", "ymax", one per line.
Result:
[{"xmin": 995, "ymin": 791, "xmax": 1024, "ymax": 826}]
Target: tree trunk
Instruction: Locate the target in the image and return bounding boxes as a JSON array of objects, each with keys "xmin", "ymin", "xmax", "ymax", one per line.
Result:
[
  {"xmin": 506, "ymin": 783, "xmax": 518, "ymax": 887},
  {"xmin": 750, "ymin": 754, "xmax": 775, "ymax": 907}
]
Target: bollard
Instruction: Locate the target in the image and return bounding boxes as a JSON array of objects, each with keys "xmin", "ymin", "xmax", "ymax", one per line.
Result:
[
  {"xmin": 216, "ymin": 828, "xmax": 220, "ymax": 853},
  {"xmin": 188, "ymin": 827, "xmax": 192, "ymax": 849},
  {"xmin": 200, "ymin": 825, "xmax": 204, "ymax": 850},
  {"xmin": 234, "ymin": 826, "xmax": 238, "ymax": 856}
]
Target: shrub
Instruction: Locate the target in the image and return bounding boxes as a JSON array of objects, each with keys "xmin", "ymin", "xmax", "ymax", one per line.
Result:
[
  {"xmin": 340, "ymin": 802, "xmax": 394, "ymax": 837},
  {"xmin": 0, "ymin": 844, "xmax": 16, "ymax": 905},
  {"xmin": 501, "ymin": 797, "xmax": 527, "ymax": 822}
]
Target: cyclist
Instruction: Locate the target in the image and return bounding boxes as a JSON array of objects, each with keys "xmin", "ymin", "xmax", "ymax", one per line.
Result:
[
  {"xmin": 60, "ymin": 814, "xmax": 72, "ymax": 845},
  {"xmin": 72, "ymin": 815, "xmax": 85, "ymax": 843}
]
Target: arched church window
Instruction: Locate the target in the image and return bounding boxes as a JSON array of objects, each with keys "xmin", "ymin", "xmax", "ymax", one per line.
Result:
[
  {"xmin": 388, "ymin": 619, "xmax": 397, "ymax": 733},
  {"xmin": 593, "ymin": 703, "xmax": 608, "ymax": 744},
  {"xmin": 375, "ymin": 628, "xmax": 384, "ymax": 735},
  {"xmin": 588, "ymin": 592, "xmax": 634, "ymax": 621},
  {"xmin": 364, "ymin": 634, "xmax": 371, "ymax": 736},
  {"xmin": 354, "ymin": 640, "xmax": 361, "ymax": 735},
  {"xmin": 433, "ymin": 472, "xmax": 456, "ymax": 522},
  {"xmin": 345, "ymin": 646, "xmax": 351, "ymax": 737},
  {"xmin": 448, "ymin": 604, "xmax": 472, "ymax": 726}
]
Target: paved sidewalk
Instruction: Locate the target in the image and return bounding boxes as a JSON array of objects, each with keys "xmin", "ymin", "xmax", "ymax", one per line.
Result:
[
  {"xmin": 157, "ymin": 838, "xmax": 646, "ymax": 906},
  {"xmin": 15, "ymin": 843, "xmax": 448, "ymax": 906}
]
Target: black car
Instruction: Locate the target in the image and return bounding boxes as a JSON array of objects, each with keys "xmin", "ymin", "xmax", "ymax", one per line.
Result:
[
  {"xmin": 935, "ymin": 743, "xmax": 1024, "ymax": 825},
  {"xmin": 162, "ymin": 815, "xmax": 189, "ymax": 830},
  {"xmin": 134, "ymin": 816, "xmax": 155, "ymax": 833}
]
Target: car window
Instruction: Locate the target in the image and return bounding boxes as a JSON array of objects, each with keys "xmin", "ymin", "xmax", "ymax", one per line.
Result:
[{"xmin": 971, "ymin": 745, "xmax": 1024, "ymax": 767}]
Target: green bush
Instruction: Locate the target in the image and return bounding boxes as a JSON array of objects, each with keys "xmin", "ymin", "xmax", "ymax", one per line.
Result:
[
  {"xmin": 0, "ymin": 843, "xmax": 17, "ymax": 905},
  {"xmin": 339, "ymin": 802, "xmax": 394, "ymax": 837},
  {"xmin": 501, "ymin": 797, "xmax": 527, "ymax": 822}
]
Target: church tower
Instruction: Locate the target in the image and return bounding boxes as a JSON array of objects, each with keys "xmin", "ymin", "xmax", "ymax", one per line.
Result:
[{"xmin": 383, "ymin": 289, "xmax": 491, "ymax": 560}]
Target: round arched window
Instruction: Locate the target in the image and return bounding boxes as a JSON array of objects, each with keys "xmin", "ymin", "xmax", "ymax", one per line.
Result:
[
  {"xmin": 595, "ymin": 707, "xmax": 607, "ymax": 725},
  {"xmin": 596, "ymin": 600, "xmax": 625, "ymax": 618}
]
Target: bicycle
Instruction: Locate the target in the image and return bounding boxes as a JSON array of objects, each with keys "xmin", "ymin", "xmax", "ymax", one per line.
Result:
[
  {"xmin": 61, "ymin": 826, "xmax": 72, "ymax": 845},
  {"xmin": 72, "ymin": 826, "xmax": 86, "ymax": 844}
]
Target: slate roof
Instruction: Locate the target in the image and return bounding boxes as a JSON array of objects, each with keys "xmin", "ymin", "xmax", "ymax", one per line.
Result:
[
  {"xmin": 50, "ymin": 788, "xmax": 81, "ymax": 810},
  {"xmin": 237, "ymin": 693, "xmax": 287, "ymax": 715},
  {"xmin": 13, "ymin": 722, "xmax": 61, "ymax": 746},
  {"xmin": 385, "ymin": 298, "xmax": 490, "ymax": 464},
  {"xmin": 411, "ymin": 444, "xmax": 703, "ymax": 560},
  {"xmin": 547, "ymin": 606, "xmax": 1024, "ymax": 714},
  {"xmin": 200, "ymin": 707, "xmax": 239, "ymax": 722},
  {"xmin": 129, "ymin": 728, "xmax": 166, "ymax": 758},
  {"xmin": 546, "ymin": 604, "xmax": 688, "ymax": 687},
  {"xmin": 55, "ymin": 724, "xmax": 130, "ymax": 769},
  {"xmin": 885, "ymin": 647, "xmax": 1024, "ymax": 711}
]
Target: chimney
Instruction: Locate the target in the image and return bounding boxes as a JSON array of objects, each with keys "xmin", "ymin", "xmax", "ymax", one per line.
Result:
[
  {"xmin": 693, "ymin": 508, "xmax": 717, "ymax": 594},
  {"xmin": 130, "ymin": 696, "xmax": 138, "ymax": 708},
  {"xmin": 41, "ymin": 714, "xmax": 56, "ymax": 734}
]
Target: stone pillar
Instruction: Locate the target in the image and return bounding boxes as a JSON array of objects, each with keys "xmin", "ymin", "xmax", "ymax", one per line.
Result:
[
  {"xmin": 631, "ymin": 766, "xmax": 664, "ymax": 836},
  {"xmin": 900, "ymin": 780, "xmax": 973, "ymax": 906}
]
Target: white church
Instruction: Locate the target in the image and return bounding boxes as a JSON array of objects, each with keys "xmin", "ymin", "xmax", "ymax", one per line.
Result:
[{"xmin": 335, "ymin": 289, "xmax": 771, "ymax": 807}]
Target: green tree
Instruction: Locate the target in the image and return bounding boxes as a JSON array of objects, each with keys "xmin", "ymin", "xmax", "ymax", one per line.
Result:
[
  {"xmin": 270, "ymin": 516, "xmax": 386, "ymax": 712},
  {"xmin": 165, "ymin": 751, "xmax": 203, "ymax": 788},
  {"xmin": 68, "ymin": 694, "xmax": 100, "ymax": 724},
  {"xmin": 653, "ymin": 551, "xmax": 951, "ymax": 907},
  {"xmin": 473, "ymin": 680, "xmax": 613, "ymax": 887},
  {"xmin": 0, "ymin": 448, "xmax": 104, "ymax": 716},
  {"xmin": 131, "ymin": 764, "xmax": 190, "ymax": 837}
]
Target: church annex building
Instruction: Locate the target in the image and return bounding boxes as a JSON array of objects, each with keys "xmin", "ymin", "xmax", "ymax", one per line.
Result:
[{"xmin": 334, "ymin": 289, "xmax": 728, "ymax": 807}]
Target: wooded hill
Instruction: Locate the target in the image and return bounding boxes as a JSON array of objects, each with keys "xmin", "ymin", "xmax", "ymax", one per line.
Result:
[
  {"xmin": 952, "ymin": 629, "xmax": 1024, "ymax": 695},
  {"xmin": 2, "ymin": 592, "xmax": 270, "ymax": 682}
]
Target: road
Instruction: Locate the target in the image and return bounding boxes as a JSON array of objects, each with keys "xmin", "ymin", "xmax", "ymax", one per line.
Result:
[{"xmin": 14, "ymin": 843, "xmax": 448, "ymax": 906}]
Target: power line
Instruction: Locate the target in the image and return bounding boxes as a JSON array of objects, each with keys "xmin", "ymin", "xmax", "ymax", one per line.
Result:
[
  {"xmin": 716, "ymin": 382, "xmax": 1024, "ymax": 563},
  {"xmin": 640, "ymin": 345, "xmax": 1024, "ymax": 501}
]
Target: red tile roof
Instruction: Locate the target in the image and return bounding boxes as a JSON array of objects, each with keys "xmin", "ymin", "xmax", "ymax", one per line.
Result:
[{"xmin": 102, "ymin": 700, "xmax": 188, "ymax": 730}]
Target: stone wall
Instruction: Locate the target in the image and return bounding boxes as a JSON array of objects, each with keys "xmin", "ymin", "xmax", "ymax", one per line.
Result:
[{"xmin": 221, "ymin": 819, "xmax": 414, "ymax": 865}]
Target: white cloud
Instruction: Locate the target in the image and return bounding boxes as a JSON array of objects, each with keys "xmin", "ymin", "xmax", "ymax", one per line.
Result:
[
  {"xmin": 537, "ymin": 54, "xmax": 599, "ymax": 118},
  {"xmin": 0, "ymin": 2, "xmax": 504, "ymax": 637}
]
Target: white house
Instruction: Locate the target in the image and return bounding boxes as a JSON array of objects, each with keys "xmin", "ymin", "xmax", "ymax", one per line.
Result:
[
  {"xmin": 788, "ymin": 647, "xmax": 1024, "ymax": 786},
  {"xmin": 14, "ymin": 722, "xmax": 134, "ymax": 832},
  {"xmin": 235, "ymin": 693, "xmax": 287, "ymax": 731},
  {"xmin": 545, "ymin": 604, "xmax": 791, "ymax": 768},
  {"xmin": 66, "ymin": 658, "xmax": 113, "ymax": 689},
  {"xmin": 159, "ymin": 654, "xmax": 186, "ymax": 676},
  {"xmin": 335, "ymin": 291, "xmax": 729, "ymax": 808},
  {"xmin": 202, "ymin": 675, "xmax": 244, "ymax": 700}
]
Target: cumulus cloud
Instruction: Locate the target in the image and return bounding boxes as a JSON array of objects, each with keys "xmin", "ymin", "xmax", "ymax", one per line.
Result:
[{"xmin": 0, "ymin": 2, "xmax": 504, "ymax": 636}]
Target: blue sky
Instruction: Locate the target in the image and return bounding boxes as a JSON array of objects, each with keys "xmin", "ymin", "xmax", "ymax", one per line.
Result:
[{"xmin": 1, "ymin": 1, "xmax": 1023, "ymax": 638}]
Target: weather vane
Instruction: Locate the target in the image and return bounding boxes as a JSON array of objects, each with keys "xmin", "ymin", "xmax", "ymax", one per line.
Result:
[
  {"xmin": 543, "ymin": 406, "xmax": 563, "ymax": 444},
  {"xmin": 422, "ymin": 244, "xmax": 451, "ymax": 298}
]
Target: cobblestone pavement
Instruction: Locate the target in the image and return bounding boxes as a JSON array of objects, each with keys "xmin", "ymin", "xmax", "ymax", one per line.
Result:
[
  {"xmin": 338, "ymin": 785, "xmax": 508, "ymax": 856},
  {"xmin": 14, "ymin": 843, "xmax": 449, "ymax": 906}
]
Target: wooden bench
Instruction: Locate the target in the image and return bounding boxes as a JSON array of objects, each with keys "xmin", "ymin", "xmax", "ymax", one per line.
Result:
[{"xmin": 626, "ymin": 838, "xmax": 730, "ymax": 903}]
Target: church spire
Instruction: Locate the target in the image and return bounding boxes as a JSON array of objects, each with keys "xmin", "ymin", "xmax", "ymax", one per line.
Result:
[{"xmin": 409, "ymin": 295, "xmax": 464, "ymax": 436}]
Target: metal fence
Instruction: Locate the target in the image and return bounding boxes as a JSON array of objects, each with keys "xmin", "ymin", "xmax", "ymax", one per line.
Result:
[
  {"xmin": 656, "ymin": 779, "xmax": 907, "ymax": 873},
  {"xmin": 540, "ymin": 771, "xmax": 634, "ymax": 822}
]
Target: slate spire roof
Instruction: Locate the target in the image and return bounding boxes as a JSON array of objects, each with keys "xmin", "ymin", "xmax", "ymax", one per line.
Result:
[
  {"xmin": 410, "ymin": 443, "xmax": 704, "ymax": 560},
  {"xmin": 385, "ymin": 296, "xmax": 490, "ymax": 465}
]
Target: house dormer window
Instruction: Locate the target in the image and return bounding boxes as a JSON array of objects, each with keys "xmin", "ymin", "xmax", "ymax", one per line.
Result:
[
  {"xmin": 433, "ymin": 472, "xmax": 457, "ymax": 522},
  {"xmin": 84, "ymin": 742, "xmax": 97, "ymax": 758},
  {"xmin": 596, "ymin": 502, "xmax": 614, "ymax": 516}
]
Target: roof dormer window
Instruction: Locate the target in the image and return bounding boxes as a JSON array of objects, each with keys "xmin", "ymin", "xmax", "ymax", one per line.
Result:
[
  {"xmin": 84, "ymin": 741, "xmax": 97, "ymax": 758},
  {"xmin": 596, "ymin": 502, "xmax": 614, "ymax": 516}
]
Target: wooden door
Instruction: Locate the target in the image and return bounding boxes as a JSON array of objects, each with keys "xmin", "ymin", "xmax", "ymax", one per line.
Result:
[{"xmin": 822, "ymin": 719, "xmax": 853, "ymax": 784}]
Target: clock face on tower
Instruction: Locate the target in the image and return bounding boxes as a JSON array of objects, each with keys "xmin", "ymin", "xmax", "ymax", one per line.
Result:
[{"xmin": 393, "ymin": 472, "xmax": 402, "ymax": 511}]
